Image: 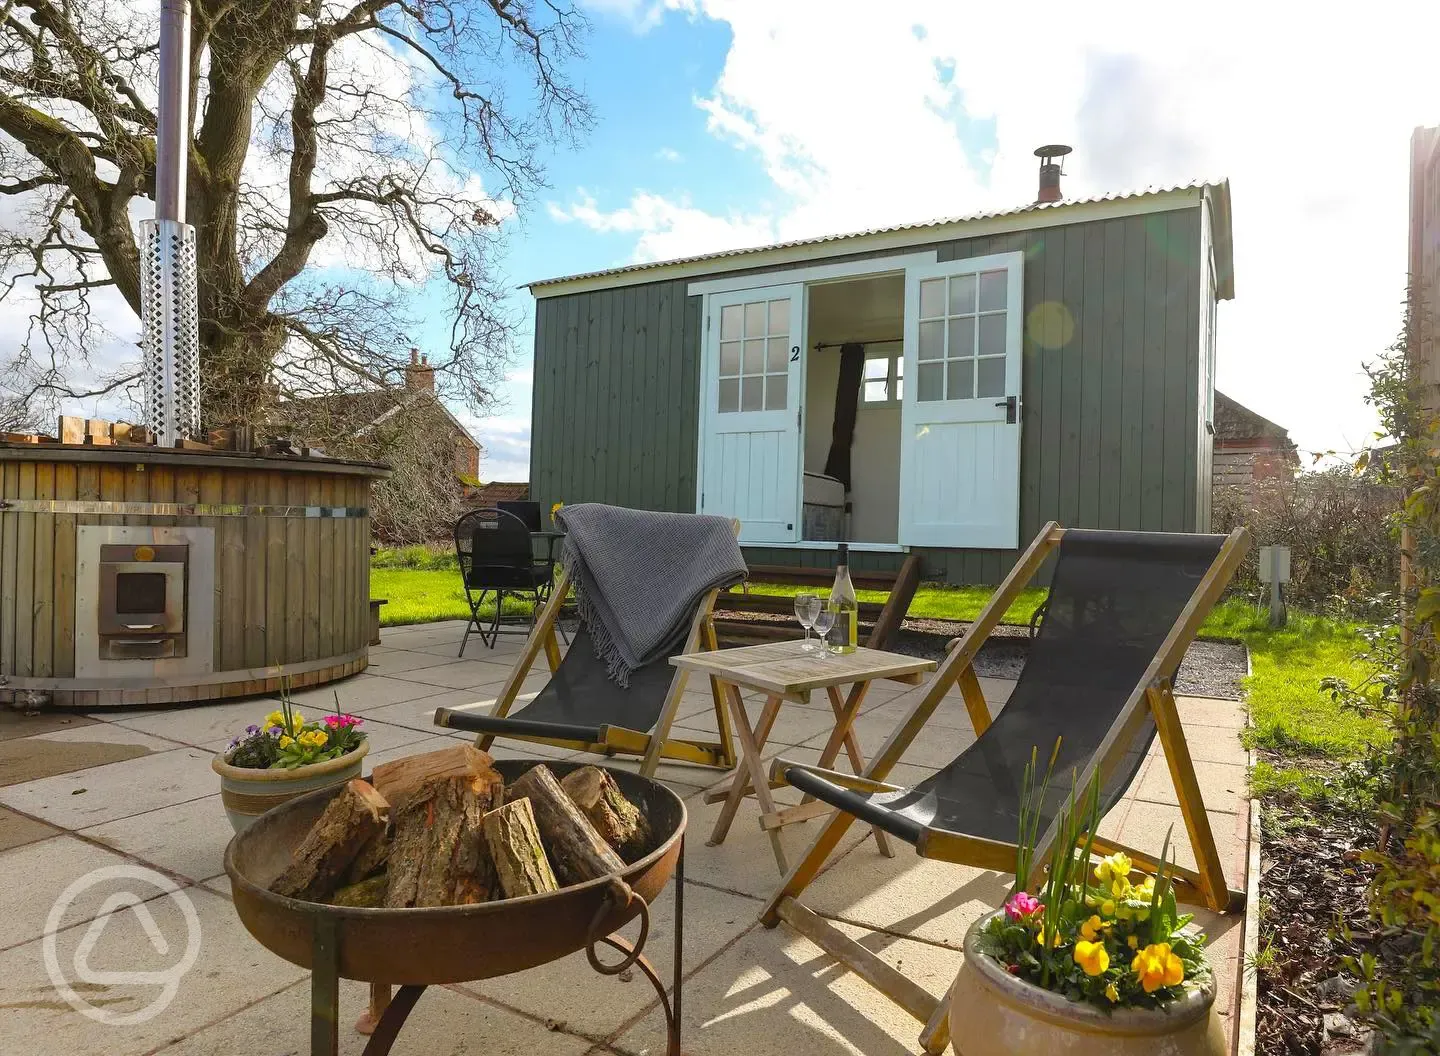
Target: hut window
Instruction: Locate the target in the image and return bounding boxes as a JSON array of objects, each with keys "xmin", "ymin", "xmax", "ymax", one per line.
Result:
[
  {"xmin": 718, "ymin": 297, "xmax": 791, "ymax": 413},
  {"xmin": 861, "ymin": 349, "xmax": 903, "ymax": 405},
  {"xmin": 916, "ymin": 268, "xmax": 1009, "ymax": 402}
]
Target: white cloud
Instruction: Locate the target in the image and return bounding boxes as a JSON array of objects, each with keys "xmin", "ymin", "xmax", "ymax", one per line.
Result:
[
  {"xmin": 581, "ymin": 0, "xmax": 668, "ymax": 32},
  {"xmin": 558, "ymin": 0, "xmax": 1440, "ymax": 456},
  {"xmin": 465, "ymin": 412, "xmax": 532, "ymax": 481},
  {"xmin": 655, "ymin": 146, "xmax": 683, "ymax": 163},
  {"xmin": 547, "ymin": 189, "xmax": 774, "ymax": 262}
]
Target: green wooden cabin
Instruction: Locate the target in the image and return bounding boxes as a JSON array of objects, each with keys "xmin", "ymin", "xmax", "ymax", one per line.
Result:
[{"xmin": 525, "ymin": 180, "xmax": 1234, "ymax": 584}]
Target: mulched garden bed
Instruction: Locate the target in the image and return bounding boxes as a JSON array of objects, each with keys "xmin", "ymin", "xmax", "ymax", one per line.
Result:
[
  {"xmin": 717, "ymin": 611, "xmax": 1249, "ymax": 698},
  {"xmin": 1255, "ymin": 771, "xmax": 1381, "ymax": 1056}
]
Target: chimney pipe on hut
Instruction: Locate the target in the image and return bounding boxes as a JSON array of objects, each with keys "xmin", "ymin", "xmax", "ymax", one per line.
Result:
[{"xmin": 1034, "ymin": 144, "xmax": 1073, "ymax": 204}]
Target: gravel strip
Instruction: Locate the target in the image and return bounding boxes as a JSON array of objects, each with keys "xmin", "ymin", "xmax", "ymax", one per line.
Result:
[
  {"xmin": 720, "ymin": 612, "xmax": 1248, "ymax": 699},
  {"xmin": 895, "ymin": 621, "xmax": 1247, "ymax": 699}
]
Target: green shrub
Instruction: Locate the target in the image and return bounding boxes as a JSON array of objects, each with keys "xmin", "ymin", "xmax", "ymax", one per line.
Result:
[
  {"xmin": 371, "ymin": 543, "xmax": 458, "ymax": 571},
  {"xmin": 1213, "ymin": 469, "xmax": 1400, "ymax": 617}
]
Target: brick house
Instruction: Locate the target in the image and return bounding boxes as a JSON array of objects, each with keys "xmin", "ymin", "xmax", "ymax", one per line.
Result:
[
  {"xmin": 276, "ymin": 349, "xmax": 483, "ymax": 484},
  {"xmin": 1212, "ymin": 391, "xmax": 1298, "ymax": 491},
  {"xmin": 471, "ymin": 481, "xmax": 530, "ymax": 506}
]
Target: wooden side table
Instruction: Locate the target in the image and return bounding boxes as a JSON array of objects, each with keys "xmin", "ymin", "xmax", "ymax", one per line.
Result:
[{"xmin": 671, "ymin": 642, "xmax": 936, "ymax": 873}]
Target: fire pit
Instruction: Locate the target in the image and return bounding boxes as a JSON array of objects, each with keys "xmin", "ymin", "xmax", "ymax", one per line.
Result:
[{"xmin": 224, "ymin": 759, "xmax": 686, "ymax": 1056}]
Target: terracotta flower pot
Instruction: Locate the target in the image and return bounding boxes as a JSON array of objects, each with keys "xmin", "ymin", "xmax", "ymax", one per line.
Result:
[
  {"xmin": 949, "ymin": 910, "xmax": 1225, "ymax": 1056},
  {"xmin": 212, "ymin": 740, "xmax": 368, "ymax": 834}
]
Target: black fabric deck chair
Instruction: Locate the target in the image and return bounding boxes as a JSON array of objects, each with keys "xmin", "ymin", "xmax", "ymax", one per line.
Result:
[
  {"xmin": 758, "ymin": 522, "xmax": 1251, "ymax": 1055},
  {"xmin": 433, "ymin": 555, "xmax": 738, "ymax": 778}
]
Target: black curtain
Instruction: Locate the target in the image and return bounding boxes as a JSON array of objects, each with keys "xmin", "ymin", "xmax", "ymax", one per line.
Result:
[{"xmin": 822, "ymin": 343, "xmax": 865, "ymax": 489}]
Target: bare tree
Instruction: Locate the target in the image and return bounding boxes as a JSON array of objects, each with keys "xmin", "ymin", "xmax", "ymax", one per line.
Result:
[{"xmin": 0, "ymin": 0, "xmax": 589, "ymax": 426}]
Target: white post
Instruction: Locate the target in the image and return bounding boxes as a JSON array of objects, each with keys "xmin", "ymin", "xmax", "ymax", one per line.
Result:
[{"xmin": 140, "ymin": 0, "xmax": 200, "ymax": 446}]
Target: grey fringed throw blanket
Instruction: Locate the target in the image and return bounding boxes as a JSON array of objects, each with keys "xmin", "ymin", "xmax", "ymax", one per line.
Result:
[{"xmin": 556, "ymin": 503, "xmax": 747, "ymax": 685}]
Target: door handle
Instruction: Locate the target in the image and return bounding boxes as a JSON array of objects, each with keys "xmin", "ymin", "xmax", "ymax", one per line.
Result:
[
  {"xmin": 125, "ymin": 623, "xmax": 161, "ymax": 630},
  {"xmin": 995, "ymin": 396, "xmax": 1018, "ymax": 424}
]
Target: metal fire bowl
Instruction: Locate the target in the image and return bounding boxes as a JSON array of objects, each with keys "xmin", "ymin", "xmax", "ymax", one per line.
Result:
[{"xmin": 223, "ymin": 759, "xmax": 686, "ymax": 985}]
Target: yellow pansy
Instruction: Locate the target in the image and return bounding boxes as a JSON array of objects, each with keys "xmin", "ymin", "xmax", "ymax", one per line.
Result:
[
  {"xmin": 264, "ymin": 709, "xmax": 303, "ymax": 733},
  {"xmin": 1079, "ymin": 915, "xmax": 1109, "ymax": 942},
  {"xmin": 1105, "ymin": 981, "xmax": 1120, "ymax": 1003},
  {"xmin": 1094, "ymin": 851, "xmax": 1132, "ymax": 887},
  {"xmin": 1127, "ymin": 934, "xmax": 1139, "ymax": 950},
  {"xmin": 1073, "ymin": 940, "xmax": 1110, "ymax": 977},
  {"xmin": 1132, "ymin": 943, "xmax": 1185, "ymax": 993},
  {"xmin": 1100, "ymin": 898, "xmax": 1117, "ymax": 917},
  {"xmin": 278, "ymin": 734, "xmax": 295, "ymax": 749},
  {"xmin": 1036, "ymin": 926, "xmax": 1061, "ymax": 949},
  {"xmin": 298, "ymin": 729, "xmax": 328, "ymax": 749}
]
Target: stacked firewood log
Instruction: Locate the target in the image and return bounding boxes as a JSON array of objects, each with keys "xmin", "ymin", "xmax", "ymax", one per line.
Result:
[
  {"xmin": 268, "ymin": 746, "xmax": 652, "ymax": 908},
  {"xmin": 0, "ymin": 415, "xmax": 325, "ymax": 457}
]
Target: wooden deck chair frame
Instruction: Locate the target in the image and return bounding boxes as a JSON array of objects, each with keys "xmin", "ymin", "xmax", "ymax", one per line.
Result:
[
  {"xmin": 460, "ymin": 522, "xmax": 742, "ymax": 779},
  {"xmin": 755, "ymin": 521, "xmax": 1252, "ymax": 1055}
]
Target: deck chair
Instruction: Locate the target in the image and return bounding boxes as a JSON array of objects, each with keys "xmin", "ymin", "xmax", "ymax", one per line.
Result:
[
  {"xmin": 433, "ymin": 532, "xmax": 740, "ymax": 779},
  {"xmin": 758, "ymin": 522, "xmax": 1251, "ymax": 1055}
]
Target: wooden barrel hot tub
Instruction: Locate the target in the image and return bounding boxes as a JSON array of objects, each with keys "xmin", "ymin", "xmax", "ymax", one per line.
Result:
[{"xmin": 0, "ymin": 443, "xmax": 389, "ymax": 708}]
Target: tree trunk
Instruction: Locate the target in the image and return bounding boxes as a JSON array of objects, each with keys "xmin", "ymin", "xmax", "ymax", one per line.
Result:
[
  {"xmin": 197, "ymin": 313, "xmax": 285, "ymax": 426},
  {"xmin": 270, "ymin": 780, "xmax": 390, "ymax": 901},
  {"xmin": 483, "ymin": 798, "xmax": 559, "ymax": 899},
  {"xmin": 560, "ymin": 766, "xmax": 651, "ymax": 862},
  {"xmin": 507, "ymin": 765, "xmax": 625, "ymax": 886},
  {"xmin": 384, "ymin": 753, "xmax": 504, "ymax": 908}
]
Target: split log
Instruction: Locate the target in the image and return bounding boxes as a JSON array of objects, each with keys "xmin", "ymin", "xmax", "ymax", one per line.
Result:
[
  {"xmin": 58, "ymin": 415, "xmax": 85, "ymax": 445},
  {"xmin": 331, "ymin": 874, "xmax": 389, "ymax": 908},
  {"xmin": 270, "ymin": 780, "xmax": 390, "ymax": 901},
  {"xmin": 346, "ymin": 827, "xmax": 390, "ymax": 884},
  {"xmin": 483, "ymin": 798, "xmax": 559, "ymax": 898},
  {"xmin": 372, "ymin": 744, "xmax": 499, "ymax": 812},
  {"xmin": 507, "ymin": 765, "xmax": 625, "ymax": 886},
  {"xmin": 384, "ymin": 753, "xmax": 504, "ymax": 908},
  {"xmin": 560, "ymin": 766, "xmax": 651, "ymax": 862}
]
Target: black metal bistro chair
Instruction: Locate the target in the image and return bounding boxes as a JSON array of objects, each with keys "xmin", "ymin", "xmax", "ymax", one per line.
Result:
[
  {"xmin": 455, "ymin": 507, "xmax": 553, "ymax": 656},
  {"xmin": 497, "ymin": 499, "xmax": 542, "ymax": 532},
  {"xmin": 497, "ymin": 499, "xmax": 563, "ymax": 588},
  {"xmin": 758, "ymin": 523, "xmax": 1252, "ymax": 1055}
]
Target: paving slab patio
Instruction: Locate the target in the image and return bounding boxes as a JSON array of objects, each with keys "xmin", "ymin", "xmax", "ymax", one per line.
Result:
[{"xmin": 0, "ymin": 617, "xmax": 1257, "ymax": 1056}]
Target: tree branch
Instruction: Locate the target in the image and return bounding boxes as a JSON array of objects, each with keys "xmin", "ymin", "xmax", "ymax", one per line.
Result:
[{"xmin": 242, "ymin": 31, "xmax": 333, "ymax": 307}]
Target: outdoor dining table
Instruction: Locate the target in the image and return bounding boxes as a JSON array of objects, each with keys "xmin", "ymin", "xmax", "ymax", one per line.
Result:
[{"xmin": 670, "ymin": 641, "xmax": 937, "ymax": 873}]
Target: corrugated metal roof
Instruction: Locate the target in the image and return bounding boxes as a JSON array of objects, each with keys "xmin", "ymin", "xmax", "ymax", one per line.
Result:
[{"xmin": 527, "ymin": 179, "xmax": 1226, "ymax": 290}]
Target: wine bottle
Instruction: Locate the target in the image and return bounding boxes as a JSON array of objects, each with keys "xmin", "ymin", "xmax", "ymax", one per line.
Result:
[{"xmin": 828, "ymin": 543, "xmax": 858, "ymax": 654}]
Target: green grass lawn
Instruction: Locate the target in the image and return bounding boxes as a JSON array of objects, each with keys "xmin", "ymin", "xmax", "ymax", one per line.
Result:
[
  {"xmin": 739, "ymin": 580, "xmax": 1049, "ymax": 625},
  {"xmin": 371, "ymin": 568, "xmax": 532, "ymax": 626},
  {"xmin": 372, "ymin": 563, "xmax": 1388, "ymax": 787}
]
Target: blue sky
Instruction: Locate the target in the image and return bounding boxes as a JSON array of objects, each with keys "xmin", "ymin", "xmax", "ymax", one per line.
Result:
[
  {"xmin": 457, "ymin": 0, "xmax": 1440, "ymax": 482},
  {"xmin": 5, "ymin": 1, "xmax": 1434, "ymax": 482}
]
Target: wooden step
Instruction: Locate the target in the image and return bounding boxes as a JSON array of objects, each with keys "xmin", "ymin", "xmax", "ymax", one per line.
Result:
[
  {"xmin": 744, "ymin": 563, "xmax": 900, "ymax": 590},
  {"xmin": 712, "ymin": 617, "xmax": 879, "ymax": 646},
  {"xmin": 717, "ymin": 592, "xmax": 886, "ymax": 621}
]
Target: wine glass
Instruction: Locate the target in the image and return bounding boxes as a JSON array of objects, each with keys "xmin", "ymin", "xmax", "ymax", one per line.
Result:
[
  {"xmin": 811, "ymin": 605, "xmax": 836, "ymax": 654},
  {"xmin": 794, "ymin": 593, "xmax": 821, "ymax": 652}
]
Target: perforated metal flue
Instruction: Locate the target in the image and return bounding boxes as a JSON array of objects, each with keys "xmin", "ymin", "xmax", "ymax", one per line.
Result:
[{"xmin": 140, "ymin": 218, "xmax": 201, "ymax": 445}]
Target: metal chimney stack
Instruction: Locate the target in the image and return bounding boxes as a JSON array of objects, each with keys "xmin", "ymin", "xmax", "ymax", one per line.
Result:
[
  {"xmin": 1034, "ymin": 144, "xmax": 1073, "ymax": 204},
  {"xmin": 140, "ymin": 0, "xmax": 200, "ymax": 446}
]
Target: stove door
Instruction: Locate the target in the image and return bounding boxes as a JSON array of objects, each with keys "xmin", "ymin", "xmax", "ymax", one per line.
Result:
[{"xmin": 99, "ymin": 562, "xmax": 186, "ymax": 635}]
